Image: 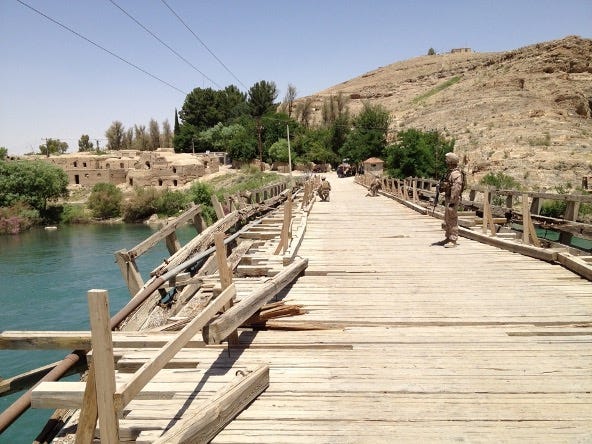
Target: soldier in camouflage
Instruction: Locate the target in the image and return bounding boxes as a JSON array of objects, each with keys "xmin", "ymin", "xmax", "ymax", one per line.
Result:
[{"xmin": 434, "ymin": 152, "xmax": 463, "ymax": 248}]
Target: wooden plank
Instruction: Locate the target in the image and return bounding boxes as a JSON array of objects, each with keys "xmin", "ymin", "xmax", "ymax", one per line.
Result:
[
  {"xmin": 74, "ymin": 366, "xmax": 98, "ymax": 444},
  {"xmin": 0, "ymin": 360, "xmax": 82, "ymax": 397},
  {"xmin": 87, "ymin": 289, "xmax": 119, "ymax": 443},
  {"xmin": 114, "ymin": 284, "xmax": 237, "ymax": 410},
  {"xmin": 152, "ymin": 365, "xmax": 269, "ymax": 444},
  {"xmin": 215, "ymin": 232, "xmax": 239, "ymax": 345},
  {"xmin": 128, "ymin": 204, "xmax": 201, "ymax": 258},
  {"xmin": 203, "ymin": 258, "xmax": 308, "ymax": 344}
]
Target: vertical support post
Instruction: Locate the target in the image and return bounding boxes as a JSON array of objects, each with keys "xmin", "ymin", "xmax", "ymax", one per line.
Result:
[
  {"xmin": 412, "ymin": 179, "xmax": 419, "ymax": 203},
  {"xmin": 274, "ymin": 196, "xmax": 292, "ymax": 255},
  {"xmin": 114, "ymin": 250, "xmax": 143, "ymax": 298},
  {"xmin": 165, "ymin": 232, "xmax": 181, "ymax": 255},
  {"xmin": 522, "ymin": 194, "xmax": 541, "ymax": 247},
  {"xmin": 214, "ymin": 233, "xmax": 239, "ymax": 345},
  {"xmin": 564, "ymin": 201, "xmax": 579, "ymax": 221},
  {"xmin": 505, "ymin": 194, "xmax": 513, "ymax": 209},
  {"xmin": 87, "ymin": 289, "xmax": 119, "ymax": 443},
  {"xmin": 211, "ymin": 195, "xmax": 225, "ymax": 220},
  {"xmin": 482, "ymin": 190, "xmax": 496, "ymax": 236}
]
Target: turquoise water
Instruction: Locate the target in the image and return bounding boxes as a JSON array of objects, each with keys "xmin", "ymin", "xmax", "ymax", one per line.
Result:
[{"xmin": 0, "ymin": 224, "xmax": 194, "ymax": 443}]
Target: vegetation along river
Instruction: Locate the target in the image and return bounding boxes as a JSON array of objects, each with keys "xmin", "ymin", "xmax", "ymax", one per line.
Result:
[{"xmin": 0, "ymin": 224, "xmax": 195, "ymax": 443}]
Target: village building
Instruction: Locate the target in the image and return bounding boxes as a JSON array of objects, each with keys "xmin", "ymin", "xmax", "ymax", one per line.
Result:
[
  {"xmin": 39, "ymin": 148, "xmax": 221, "ymax": 188},
  {"xmin": 363, "ymin": 157, "xmax": 384, "ymax": 176}
]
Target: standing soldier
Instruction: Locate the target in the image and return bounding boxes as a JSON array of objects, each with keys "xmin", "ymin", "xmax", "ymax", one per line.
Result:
[{"xmin": 433, "ymin": 152, "xmax": 463, "ymax": 248}]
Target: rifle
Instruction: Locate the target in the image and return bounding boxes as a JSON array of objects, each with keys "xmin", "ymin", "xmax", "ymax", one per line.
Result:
[{"xmin": 432, "ymin": 174, "xmax": 447, "ymax": 215}]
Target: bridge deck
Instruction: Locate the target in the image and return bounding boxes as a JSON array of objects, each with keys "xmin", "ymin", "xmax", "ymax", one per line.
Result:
[{"xmin": 209, "ymin": 174, "xmax": 592, "ymax": 443}]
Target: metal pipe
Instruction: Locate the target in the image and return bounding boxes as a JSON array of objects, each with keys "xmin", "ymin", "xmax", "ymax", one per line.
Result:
[
  {"xmin": 0, "ymin": 352, "xmax": 84, "ymax": 434},
  {"xmin": 0, "ymin": 218, "xmax": 263, "ymax": 434}
]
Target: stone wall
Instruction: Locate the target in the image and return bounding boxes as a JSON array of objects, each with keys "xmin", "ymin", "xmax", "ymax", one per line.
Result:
[{"xmin": 37, "ymin": 149, "xmax": 220, "ymax": 188}]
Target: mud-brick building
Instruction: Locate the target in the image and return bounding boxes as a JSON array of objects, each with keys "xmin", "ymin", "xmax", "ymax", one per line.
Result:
[{"xmin": 40, "ymin": 148, "xmax": 220, "ymax": 188}]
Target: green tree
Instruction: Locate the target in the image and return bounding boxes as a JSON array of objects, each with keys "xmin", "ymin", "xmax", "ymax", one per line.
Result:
[
  {"xmin": 173, "ymin": 123, "xmax": 199, "ymax": 154},
  {"xmin": 281, "ymin": 84, "xmax": 297, "ymax": 118},
  {"xmin": 0, "ymin": 160, "xmax": 68, "ymax": 212},
  {"xmin": 78, "ymin": 134, "xmax": 94, "ymax": 152},
  {"xmin": 174, "ymin": 109, "xmax": 180, "ymax": 135},
  {"xmin": 226, "ymin": 124, "xmax": 258, "ymax": 162},
  {"xmin": 40, "ymin": 138, "xmax": 68, "ymax": 156},
  {"xmin": 87, "ymin": 182, "xmax": 122, "ymax": 219},
  {"xmin": 427, "ymin": 47, "xmax": 436, "ymax": 55},
  {"xmin": 248, "ymin": 80, "xmax": 278, "ymax": 162},
  {"xmin": 0, "ymin": 147, "xmax": 7, "ymax": 160},
  {"xmin": 385, "ymin": 129, "xmax": 455, "ymax": 179},
  {"xmin": 105, "ymin": 121, "xmax": 125, "ymax": 150},
  {"xmin": 133, "ymin": 125, "xmax": 149, "ymax": 150},
  {"xmin": 149, "ymin": 119, "xmax": 161, "ymax": 150},
  {"xmin": 162, "ymin": 119, "xmax": 173, "ymax": 148},
  {"xmin": 268, "ymin": 139, "xmax": 290, "ymax": 163},
  {"xmin": 340, "ymin": 103, "xmax": 390, "ymax": 163}
]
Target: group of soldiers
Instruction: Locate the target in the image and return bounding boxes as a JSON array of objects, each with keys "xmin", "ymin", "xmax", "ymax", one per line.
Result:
[{"xmin": 316, "ymin": 151, "xmax": 463, "ymax": 248}]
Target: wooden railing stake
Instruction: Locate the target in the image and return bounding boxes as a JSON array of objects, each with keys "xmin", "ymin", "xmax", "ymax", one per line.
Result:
[{"xmin": 87, "ymin": 289, "xmax": 119, "ymax": 443}]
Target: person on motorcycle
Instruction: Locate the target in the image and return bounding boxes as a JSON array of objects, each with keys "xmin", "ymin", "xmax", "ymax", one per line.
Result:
[{"xmin": 318, "ymin": 177, "xmax": 331, "ymax": 201}]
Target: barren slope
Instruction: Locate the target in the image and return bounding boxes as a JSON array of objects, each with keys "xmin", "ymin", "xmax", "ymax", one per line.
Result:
[{"xmin": 299, "ymin": 35, "xmax": 592, "ymax": 190}]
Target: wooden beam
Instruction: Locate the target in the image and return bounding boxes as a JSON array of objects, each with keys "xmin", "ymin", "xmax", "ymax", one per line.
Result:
[
  {"xmin": 127, "ymin": 204, "xmax": 202, "ymax": 258},
  {"xmin": 114, "ymin": 284, "xmax": 237, "ymax": 411},
  {"xmin": 74, "ymin": 366, "xmax": 98, "ymax": 444},
  {"xmin": 211, "ymin": 194, "xmax": 225, "ymax": 220},
  {"xmin": 114, "ymin": 250, "xmax": 144, "ymax": 298},
  {"xmin": 214, "ymin": 232, "xmax": 238, "ymax": 345},
  {"xmin": 203, "ymin": 257, "xmax": 308, "ymax": 344},
  {"xmin": 152, "ymin": 365, "xmax": 269, "ymax": 444},
  {"xmin": 87, "ymin": 289, "xmax": 119, "ymax": 443},
  {"xmin": 0, "ymin": 360, "xmax": 83, "ymax": 397}
]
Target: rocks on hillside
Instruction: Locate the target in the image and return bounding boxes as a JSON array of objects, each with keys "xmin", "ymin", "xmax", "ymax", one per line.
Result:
[{"xmin": 296, "ymin": 35, "xmax": 592, "ymax": 190}]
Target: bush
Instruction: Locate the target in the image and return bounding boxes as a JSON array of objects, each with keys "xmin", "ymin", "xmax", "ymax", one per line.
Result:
[
  {"xmin": 480, "ymin": 172, "xmax": 521, "ymax": 206},
  {"xmin": 0, "ymin": 202, "xmax": 39, "ymax": 234},
  {"xmin": 155, "ymin": 190, "xmax": 189, "ymax": 217},
  {"xmin": 187, "ymin": 182, "xmax": 216, "ymax": 225},
  {"xmin": 61, "ymin": 203, "xmax": 91, "ymax": 224},
  {"xmin": 122, "ymin": 187, "xmax": 160, "ymax": 222},
  {"xmin": 88, "ymin": 183, "xmax": 123, "ymax": 219}
]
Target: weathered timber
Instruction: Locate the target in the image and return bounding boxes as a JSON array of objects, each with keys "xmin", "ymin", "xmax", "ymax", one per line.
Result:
[
  {"xmin": 0, "ymin": 360, "xmax": 84, "ymax": 397},
  {"xmin": 150, "ymin": 365, "xmax": 269, "ymax": 444},
  {"xmin": 114, "ymin": 284, "xmax": 237, "ymax": 411},
  {"xmin": 203, "ymin": 257, "xmax": 308, "ymax": 344}
]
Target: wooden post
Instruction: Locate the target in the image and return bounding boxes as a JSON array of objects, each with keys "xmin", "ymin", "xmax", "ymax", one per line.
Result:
[
  {"xmin": 165, "ymin": 232, "xmax": 181, "ymax": 255},
  {"xmin": 114, "ymin": 250, "xmax": 143, "ymax": 298},
  {"xmin": 522, "ymin": 194, "xmax": 541, "ymax": 247},
  {"xmin": 75, "ymin": 366, "xmax": 98, "ymax": 444},
  {"xmin": 87, "ymin": 289, "xmax": 119, "ymax": 443},
  {"xmin": 274, "ymin": 196, "xmax": 292, "ymax": 255},
  {"xmin": 211, "ymin": 195, "xmax": 225, "ymax": 220},
  {"xmin": 412, "ymin": 179, "xmax": 419, "ymax": 203},
  {"xmin": 482, "ymin": 190, "xmax": 496, "ymax": 236},
  {"xmin": 214, "ymin": 233, "xmax": 239, "ymax": 345},
  {"xmin": 564, "ymin": 201, "xmax": 579, "ymax": 221}
]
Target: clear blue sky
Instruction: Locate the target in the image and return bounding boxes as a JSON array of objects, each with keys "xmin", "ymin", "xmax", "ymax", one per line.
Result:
[{"xmin": 1, "ymin": 0, "xmax": 590, "ymax": 155}]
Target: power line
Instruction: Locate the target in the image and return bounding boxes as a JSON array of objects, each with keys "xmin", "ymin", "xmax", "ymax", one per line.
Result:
[
  {"xmin": 108, "ymin": 0, "xmax": 221, "ymax": 89},
  {"xmin": 16, "ymin": 0, "xmax": 188, "ymax": 95},
  {"xmin": 160, "ymin": 0, "xmax": 248, "ymax": 90}
]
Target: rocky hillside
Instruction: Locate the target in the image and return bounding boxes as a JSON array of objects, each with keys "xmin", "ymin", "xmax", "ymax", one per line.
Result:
[{"xmin": 299, "ymin": 35, "xmax": 592, "ymax": 190}]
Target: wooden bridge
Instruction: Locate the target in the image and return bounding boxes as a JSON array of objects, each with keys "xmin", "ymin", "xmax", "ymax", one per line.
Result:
[{"xmin": 1, "ymin": 174, "xmax": 591, "ymax": 442}]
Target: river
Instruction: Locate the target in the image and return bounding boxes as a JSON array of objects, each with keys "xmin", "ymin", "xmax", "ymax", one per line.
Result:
[{"xmin": 0, "ymin": 224, "xmax": 194, "ymax": 443}]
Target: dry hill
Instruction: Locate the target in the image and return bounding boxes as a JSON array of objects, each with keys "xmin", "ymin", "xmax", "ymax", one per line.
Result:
[{"xmin": 299, "ymin": 35, "xmax": 592, "ymax": 190}]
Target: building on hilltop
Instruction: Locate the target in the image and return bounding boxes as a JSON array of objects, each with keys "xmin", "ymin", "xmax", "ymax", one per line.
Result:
[
  {"xmin": 39, "ymin": 148, "xmax": 220, "ymax": 188},
  {"xmin": 450, "ymin": 48, "xmax": 472, "ymax": 54}
]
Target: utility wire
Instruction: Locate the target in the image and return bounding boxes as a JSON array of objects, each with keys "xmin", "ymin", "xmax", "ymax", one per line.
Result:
[
  {"xmin": 108, "ymin": 0, "xmax": 220, "ymax": 89},
  {"xmin": 160, "ymin": 0, "xmax": 247, "ymax": 90},
  {"xmin": 16, "ymin": 0, "xmax": 187, "ymax": 95}
]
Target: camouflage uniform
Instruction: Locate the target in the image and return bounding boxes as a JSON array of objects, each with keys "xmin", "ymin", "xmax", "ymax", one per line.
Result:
[
  {"xmin": 369, "ymin": 177, "xmax": 381, "ymax": 197},
  {"xmin": 443, "ymin": 167, "xmax": 463, "ymax": 243}
]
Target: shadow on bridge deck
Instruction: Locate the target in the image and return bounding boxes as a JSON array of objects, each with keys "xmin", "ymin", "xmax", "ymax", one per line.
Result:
[{"xmin": 213, "ymin": 172, "xmax": 592, "ymax": 443}]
